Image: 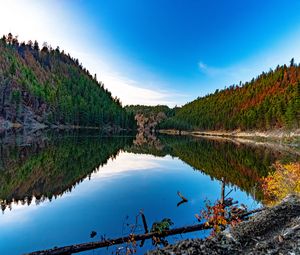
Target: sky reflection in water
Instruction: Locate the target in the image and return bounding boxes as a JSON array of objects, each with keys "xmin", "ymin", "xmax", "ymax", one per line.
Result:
[{"xmin": 0, "ymin": 150, "xmax": 259, "ymax": 255}]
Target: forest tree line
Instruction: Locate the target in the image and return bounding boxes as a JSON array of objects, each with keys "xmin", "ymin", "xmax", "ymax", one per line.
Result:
[
  {"xmin": 0, "ymin": 33, "xmax": 136, "ymax": 129},
  {"xmin": 159, "ymin": 60, "xmax": 299, "ymax": 131}
]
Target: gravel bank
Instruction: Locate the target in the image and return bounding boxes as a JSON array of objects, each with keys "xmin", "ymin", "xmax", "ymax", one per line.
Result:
[
  {"xmin": 159, "ymin": 129, "xmax": 300, "ymax": 140},
  {"xmin": 148, "ymin": 195, "xmax": 300, "ymax": 254}
]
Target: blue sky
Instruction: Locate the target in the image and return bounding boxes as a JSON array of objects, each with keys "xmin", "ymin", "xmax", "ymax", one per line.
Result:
[{"xmin": 1, "ymin": 0, "xmax": 300, "ymax": 106}]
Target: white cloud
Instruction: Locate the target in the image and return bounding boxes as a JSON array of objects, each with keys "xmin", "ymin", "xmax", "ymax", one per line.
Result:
[
  {"xmin": 77, "ymin": 54, "xmax": 185, "ymax": 106},
  {"xmin": 6, "ymin": 1, "xmax": 300, "ymax": 107},
  {"xmin": 91, "ymin": 152, "xmax": 171, "ymax": 179},
  {"xmin": 99, "ymin": 72, "xmax": 180, "ymax": 106},
  {"xmin": 198, "ymin": 61, "xmax": 228, "ymax": 77},
  {"xmin": 198, "ymin": 62, "xmax": 207, "ymax": 71},
  {"xmin": 0, "ymin": 197, "xmax": 50, "ymax": 225},
  {"xmin": 0, "ymin": 0, "xmax": 186, "ymax": 107},
  {"xmin": 198, "ymin": 60, "xmax": 255, "ymax": 82},
  {"xmin": 198, "ymin": 26, "xmax": 300, "ymax": 91},
  {"xmin": 0, "ymin": 1, "xmax": 77, "ymax": 51}
]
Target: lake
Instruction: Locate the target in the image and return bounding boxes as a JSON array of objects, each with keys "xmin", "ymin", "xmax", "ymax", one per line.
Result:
[{"xmin": 0, "ymin": 131, "xmax": 298, "ymax": 255}]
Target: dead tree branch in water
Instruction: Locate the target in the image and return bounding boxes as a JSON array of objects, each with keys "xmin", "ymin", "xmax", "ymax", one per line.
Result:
[
  {"xmin": 26, "ymin": 207, "xmax": 265, "ymax": 255},
  {"xmin": 140, "ymin": 210, "xmax": 149, "ymax": 247},
  {"xmin": 177, "ymin": 191, "xmax": 188, "ymax": 202},
  {"xmin": 26, "ymin": 223, "xmax": 212, "ymax": 255},
  {"xmin": 177, "ymin": 191, "xmax": 188, "ymax": 207}
]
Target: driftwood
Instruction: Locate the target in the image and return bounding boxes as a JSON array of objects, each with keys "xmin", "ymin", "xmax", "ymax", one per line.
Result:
[
  {"xmin": 177, "ymin": 191, "xmax": 188, "ymax": 202},
  {"xmin": 140, "ymin": 210, "xmax": 149, "ymax": 247},
  {"xmin": 26, "ymin": 223, "xmax": 212, "ymax": 255},
  {"xmin": 26, "ymin": 207, "xmax": 265, "ymax": 255},
  {"xmin": 235, "ymin": 208, "xmax": 265, "ymax": 219},
  {"xmin": 140, "ymin": 210, "xmax": 149, "ymax": 233},
  {"xmin": 177, "ymin": 191, "xmax": 188, "ymax": 207}
]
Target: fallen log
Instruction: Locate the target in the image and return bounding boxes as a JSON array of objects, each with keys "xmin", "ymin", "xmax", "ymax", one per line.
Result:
[
  {"xmin": 26, "ymin": 223, "xmax": 212, "ymax": 255},
  {"xmin": 237, "ymin": 207, "xmax": 265, "ymax": 219},
  {"xmin": 26, "ymin": 207, "xmax": 265, "ymax": 255}
]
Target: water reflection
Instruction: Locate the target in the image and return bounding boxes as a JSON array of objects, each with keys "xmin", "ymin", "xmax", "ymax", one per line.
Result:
[
  {"xmin": 0, "ymin": 132, "xmax": 134, "ymax": 211},
  {"xmin": 0, "ymin": 132, "xmax": 298, "ymax": 254},
  {"xmin": 127, "ymin": 134, "xmax": 299, "ymax": 201},
  {"xmin": 0, "ymin": 132, "xmax": 298, "ymax": 212}
]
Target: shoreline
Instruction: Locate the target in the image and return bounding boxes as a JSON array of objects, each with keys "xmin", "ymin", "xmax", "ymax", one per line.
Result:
[
  {"xmin": 0, "ymin": 120, "xmax": 130, "ymax": 134},
  {"xmin": 159, "ymin": 129, "xmax": 300, "ymax": 155},
  {"xmin": 159, "ymin": 128, "xmax": 300, "ymax": 141},
  {"xmin": 149, "ymin": 195, "xmax": 300, "ymax": 255}
]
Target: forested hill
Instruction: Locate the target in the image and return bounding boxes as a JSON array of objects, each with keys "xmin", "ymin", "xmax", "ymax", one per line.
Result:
[
  {"xmin": 0, "ymin": 33, "xmax": 135, "ymax": 130},
  {"xmin": 160, "ymin": 60, "xmax": 299, "ymax": 131}
]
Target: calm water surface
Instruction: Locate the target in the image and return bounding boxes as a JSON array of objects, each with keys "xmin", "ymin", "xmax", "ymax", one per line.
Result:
[{"xmin": 0, "ymin": 132, "xmax": 297, "ymax": 255}]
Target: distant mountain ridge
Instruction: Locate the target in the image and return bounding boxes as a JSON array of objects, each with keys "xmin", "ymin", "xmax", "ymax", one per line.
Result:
[
  {"xmin": 159, "ymin": 60, "xmax": 299, "ymax": 131},
  {"xmin": 0, "ymin": 33, "xmax": 136, "ymax": 131}
]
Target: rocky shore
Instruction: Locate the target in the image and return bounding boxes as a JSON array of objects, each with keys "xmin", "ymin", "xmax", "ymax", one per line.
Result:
[
  {"xmin": 148, "ymin": 195, "xmax": 300, "ymax": 255},
  {"xmin": 159, "ymin": 129, "xmax": 300, "ymax": 140}
]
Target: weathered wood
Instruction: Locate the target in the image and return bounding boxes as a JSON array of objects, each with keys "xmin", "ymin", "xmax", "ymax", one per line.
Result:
[
  {"xmin": 177, "ymin": 191, "xmax": 188, "ymax": 207},
  {"xmin": 177, "ymin": 199, "xmax": 188, "ymax": 207},
  {"xmin": 220, "ymin": 178, "xmax": 225, "ymax": 205},
  {"xmin": 236, "ymin": 207, "xmax": 265, "ymax": 219},
  {"xmin": 177, "ymin": 191, "xmax": 188, "ymax": 202},
  {"xmin": 140, "ymin": 210, "xmax": 149, "ymax": 247},
  {"xmin": 26, "ymin": 208, "xmax": 265, "ymax": 255},
  {"xmin": 140, "ymin": 210, "xmax": 149, "ymax": 233},
  {"xmin": 26, "ymin": 223, "xmax": 212, "ymax": 255}
]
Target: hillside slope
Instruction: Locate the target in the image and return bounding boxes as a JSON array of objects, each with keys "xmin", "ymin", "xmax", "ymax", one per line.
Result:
[
  {"xmin": 160, "ymin": 61, "xmax": 299, "ymax": 131},
  {"xmin": 0, "ymin": 33, "xmax": 135, "ymax": 130}
]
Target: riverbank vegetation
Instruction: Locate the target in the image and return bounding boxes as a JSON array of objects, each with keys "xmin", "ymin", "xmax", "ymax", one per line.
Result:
[{"xmin": 262, "ymin": 162, "xmax": 300, "ymax": 206}]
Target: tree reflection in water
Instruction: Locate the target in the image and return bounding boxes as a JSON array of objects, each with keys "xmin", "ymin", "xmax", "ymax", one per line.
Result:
[{"xmin": 0, "ymin": 131, "xmax": 298, "ymax": 212}]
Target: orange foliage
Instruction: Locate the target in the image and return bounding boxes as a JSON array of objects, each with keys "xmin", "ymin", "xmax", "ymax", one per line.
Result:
[
  {"xmin": 262, "ymin": 162, "xmax": 300, "ymax": 206},
  {"xmin": 195, "ymin": 199, "xmax": 244, "ymax": 235}
]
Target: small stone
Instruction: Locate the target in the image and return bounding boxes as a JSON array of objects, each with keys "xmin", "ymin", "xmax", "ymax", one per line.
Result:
[{"xmin": 278, "ymin": 235, "xmax": 284, "ymax": 243}]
